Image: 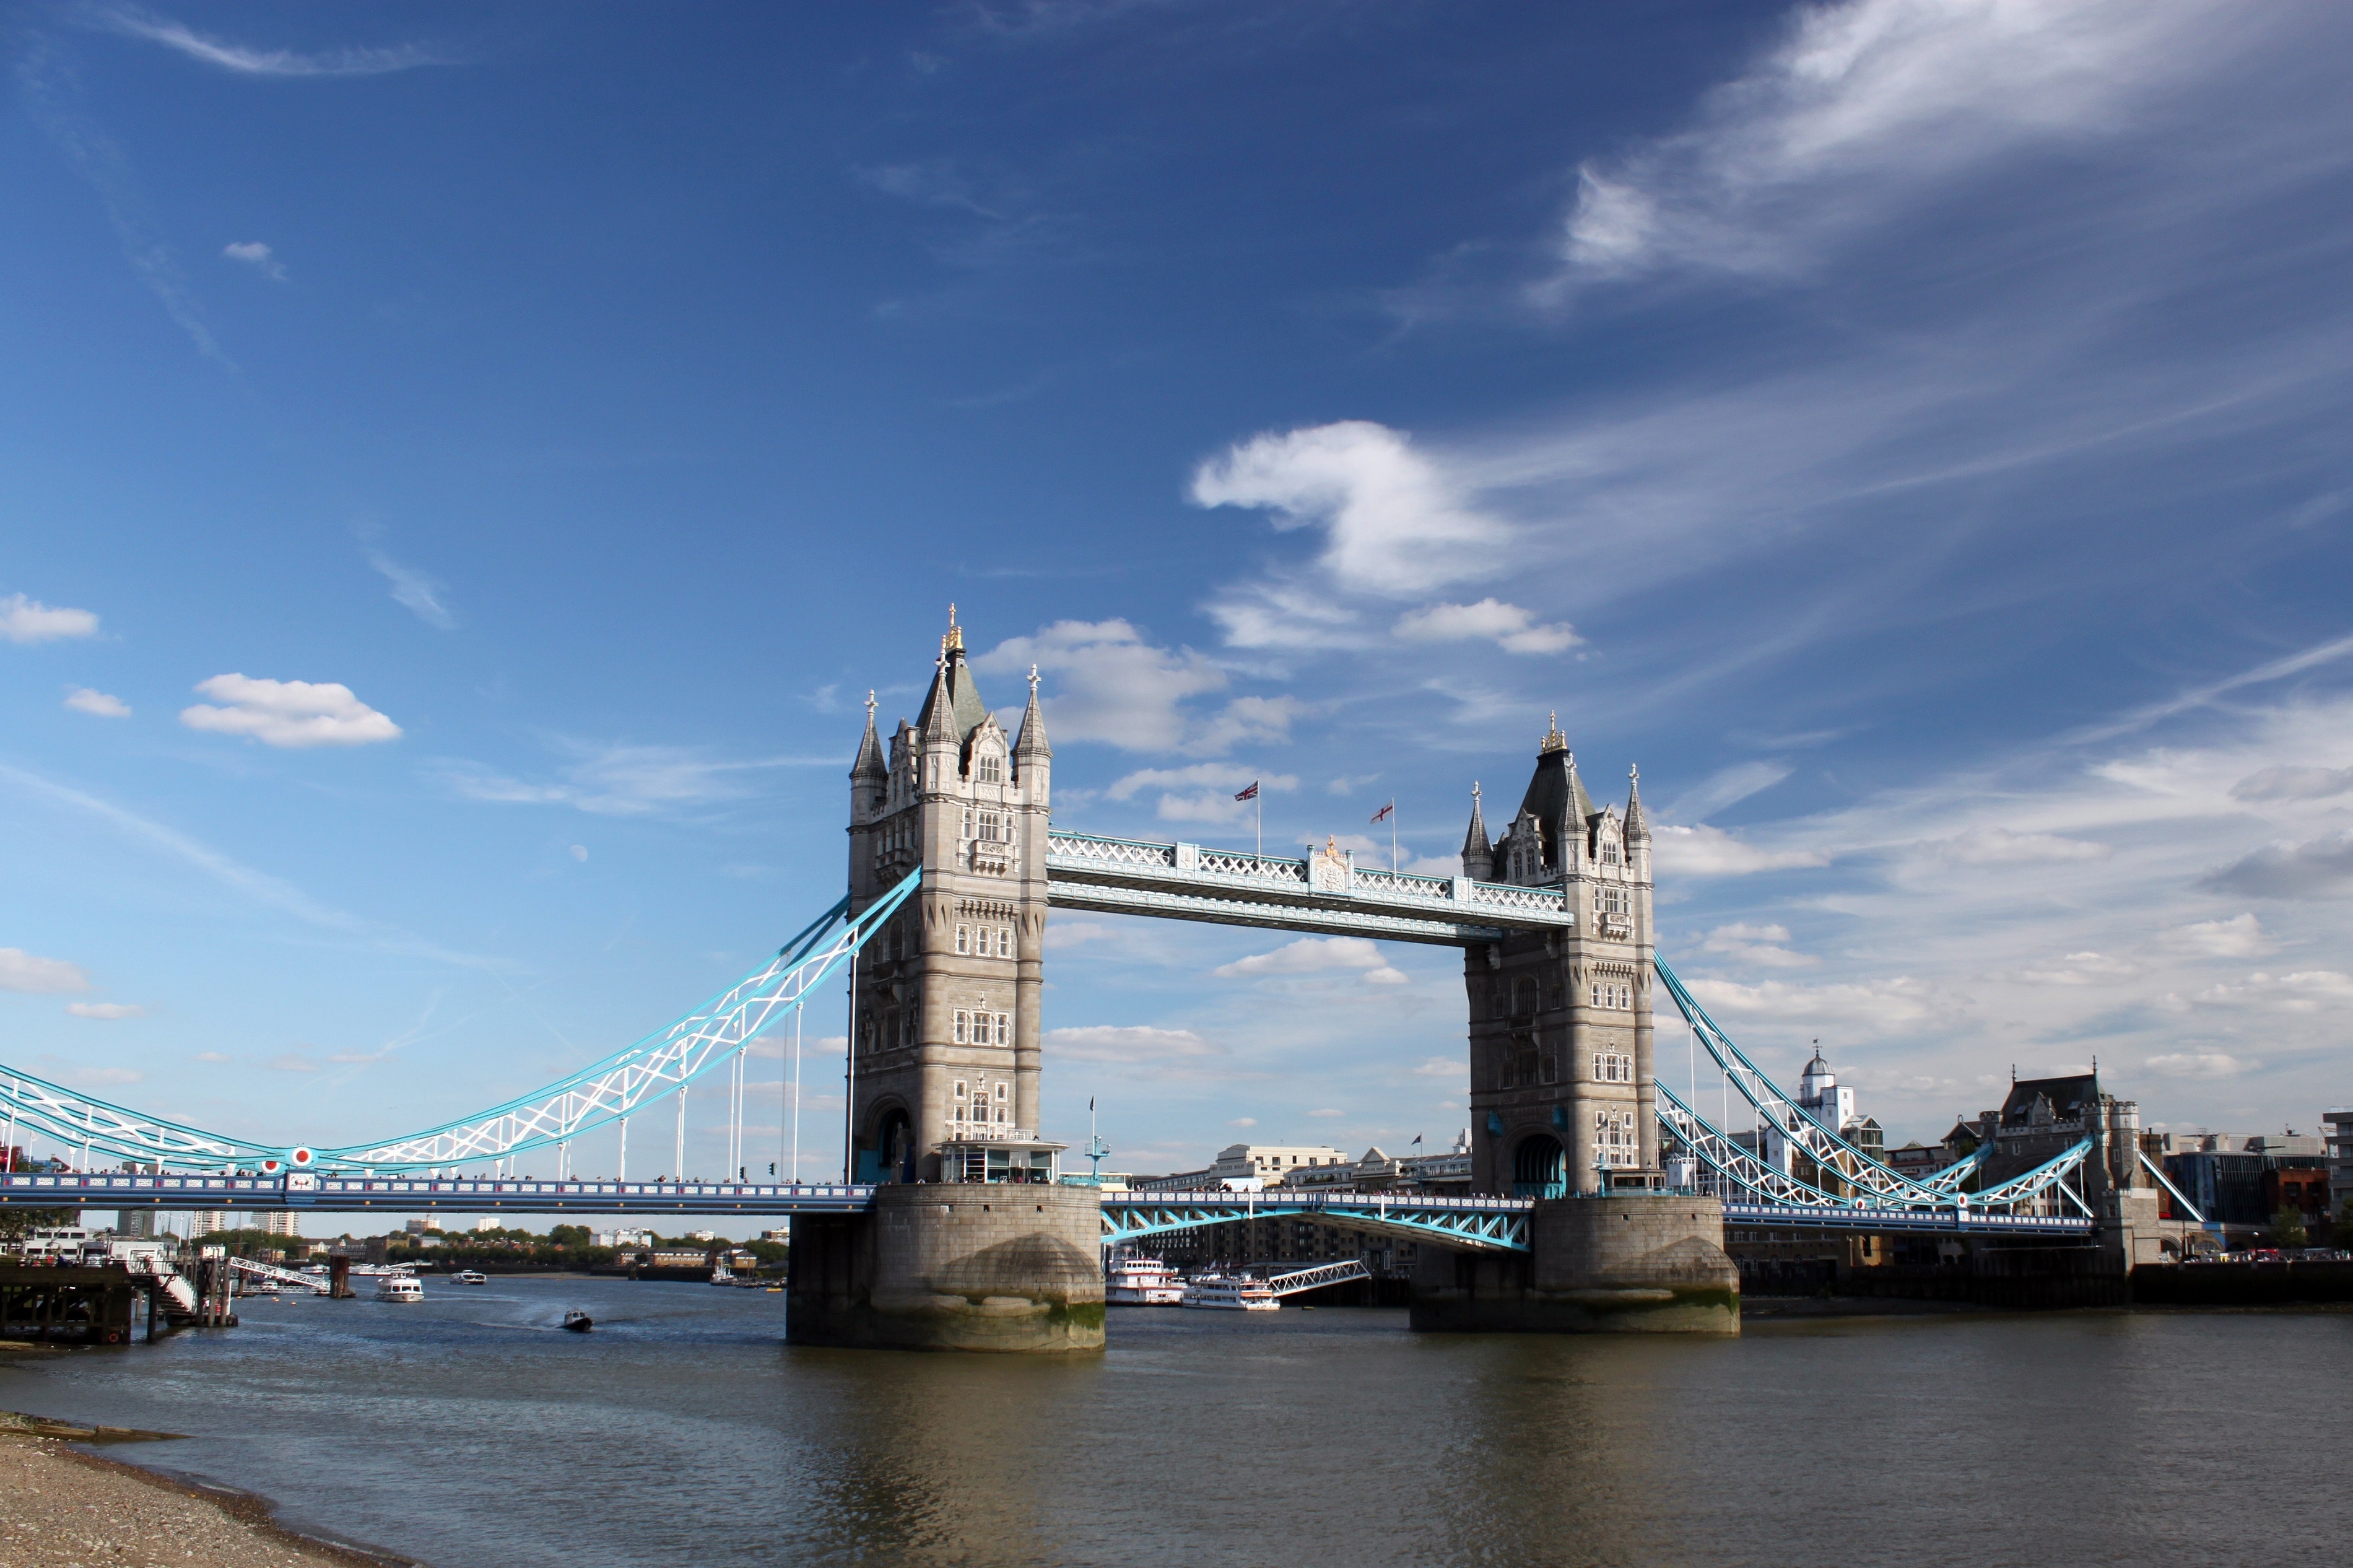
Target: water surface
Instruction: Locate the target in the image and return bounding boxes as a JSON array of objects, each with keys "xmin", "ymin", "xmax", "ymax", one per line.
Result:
[{"xmin": 1, "ymin": 1278, "xmax": 2343, "ymax": 1567}]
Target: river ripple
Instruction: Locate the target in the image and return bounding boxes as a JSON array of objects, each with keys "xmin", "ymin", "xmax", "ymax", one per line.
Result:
[{"xmin": 1, "ymin": 1278, "xmax": 2344, "ymax": 1567}]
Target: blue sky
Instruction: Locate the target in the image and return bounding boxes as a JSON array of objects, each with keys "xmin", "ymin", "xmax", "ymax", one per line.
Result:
[{"xmin": 7, "ymin": 1, "xmax": 2353, "ymax": 1201}]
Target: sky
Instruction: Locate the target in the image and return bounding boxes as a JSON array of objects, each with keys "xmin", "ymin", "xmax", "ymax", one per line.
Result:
[{"xmin": 6, "ymin": 0, "xmax": 2353, "ymax": 1211}]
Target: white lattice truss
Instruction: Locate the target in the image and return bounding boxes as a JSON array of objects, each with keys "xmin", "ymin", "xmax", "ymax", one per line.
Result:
[{"xmin": 0, "ymin": 869, "xmax": 921, "ymax": 1175}]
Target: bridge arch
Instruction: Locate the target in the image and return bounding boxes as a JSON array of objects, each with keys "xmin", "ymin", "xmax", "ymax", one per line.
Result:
[{"xmin": 1511, "ymin": 1131, "xmax": 1565, "ymax": 1198}]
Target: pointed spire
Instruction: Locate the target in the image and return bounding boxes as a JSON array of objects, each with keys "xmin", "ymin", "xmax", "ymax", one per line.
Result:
[
  {"xmin": 851, "ymin": 689, "xmax": 885, "ymax": 780},
  {"xmin": 1624, "ymin": 762, "xmax": 1649, "ymax": 843},
  {"xmin": 918, "ymin": 651, "xmax": 959, "ymax": 746},
  {"xmin": 1460, "ymin": 782, "xmax": 1493, "ymax": 881},
  {"xmin": 1014, "ymin": 663, "xmax": 1052, "ymax": 759}
]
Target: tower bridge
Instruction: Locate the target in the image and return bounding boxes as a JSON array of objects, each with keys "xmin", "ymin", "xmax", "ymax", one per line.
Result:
[{"xmin": 2, "ymin": 612, "xmax": 2151, "ymax": 1351}]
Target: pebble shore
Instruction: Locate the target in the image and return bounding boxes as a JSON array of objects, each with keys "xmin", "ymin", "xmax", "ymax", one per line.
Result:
[{"xmin": 0, "ymin": 1413, "xmax": 407, "ymax": 1568}]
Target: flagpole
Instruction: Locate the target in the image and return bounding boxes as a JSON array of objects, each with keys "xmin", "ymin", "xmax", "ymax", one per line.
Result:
[
  {"xmin": 1391, "ymin": 799, "xmax": 1398, "ymax": 873},
  {"xmin": 1256, "ymin": 785, "xmax": 1263, "ymax": 860}
]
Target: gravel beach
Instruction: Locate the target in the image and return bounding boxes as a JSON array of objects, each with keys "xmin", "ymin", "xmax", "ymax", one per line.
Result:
[{"xmin": 0, "ymin": 1416, "xmax": 406, "ymax": 1568}]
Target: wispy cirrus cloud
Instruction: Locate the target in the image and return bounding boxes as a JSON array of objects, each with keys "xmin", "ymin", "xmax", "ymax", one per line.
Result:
[
  {"xmin": 433, "ymin": 742, "xmax": 830, "ymax": 817},
  {"xmin": 91, "ymin": 7, "xmax": 455, "ymax": 77},
  {"xmin": 365, "ymin": 550, "xmax": 457, "ymax": 630}
]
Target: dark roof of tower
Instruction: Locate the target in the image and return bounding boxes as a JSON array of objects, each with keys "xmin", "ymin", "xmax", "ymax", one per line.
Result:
[
  {"xmin": 916, "ymin": 644, "xmax": 992, "ymax": 743},
  {"xmin": 1998, "ymin": 1073, "xmax": 2099, "ymax": 1126},
  {"xmin": 1624, "ymin": 765, "xmax": 1649, "ymax": 843},
  {"xmin": 1519, "ymin": 746, "xmax": 1598, "ymax": 831}
]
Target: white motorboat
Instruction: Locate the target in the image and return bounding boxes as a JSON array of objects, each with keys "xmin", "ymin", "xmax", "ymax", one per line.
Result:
[
  {"xmin": 1179, "ymin": 1272, "xmax": 1278, "ymax": 1311},
  {"xmin": 375, "ymin": 1274, "xmax": 425, "ymax": 1302},
  {"xmin": 454, "ymin": 1270, "xmax": 488, "ymax": 1285},
  {"xmin": 1106, "ymin": 1255, "xmax": 1185, "ymax": 1305}
]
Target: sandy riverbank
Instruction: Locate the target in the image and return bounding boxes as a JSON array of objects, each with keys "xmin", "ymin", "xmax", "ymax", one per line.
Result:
[{"xmin": 0, "ymin": 1412, "xmax": 411, "ymax": 1568}]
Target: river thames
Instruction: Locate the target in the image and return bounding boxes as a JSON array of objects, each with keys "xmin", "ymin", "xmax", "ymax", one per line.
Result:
[{"xmin": 2, "ymin": 1279, "xmax": 2346, "ymax": 1567}]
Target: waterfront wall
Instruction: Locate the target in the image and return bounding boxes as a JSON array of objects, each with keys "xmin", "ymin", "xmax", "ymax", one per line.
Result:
[
  {"xmin": 1411, "ymin": 1194, "xmax": 1738, "ymax": 1335},
  {"xmin": 786, "ymin": 1184, "xmax": 1104, "ymax": 1352}
]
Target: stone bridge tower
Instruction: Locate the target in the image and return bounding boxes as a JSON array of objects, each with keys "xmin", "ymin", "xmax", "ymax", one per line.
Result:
[
  {"xmin": 845, "ymin": 612, "xmax": 1052, "ymax": 1183},
  {"xmin": 1459, "ymin": 716, "xmax": 1655, "ymax": 1197}
]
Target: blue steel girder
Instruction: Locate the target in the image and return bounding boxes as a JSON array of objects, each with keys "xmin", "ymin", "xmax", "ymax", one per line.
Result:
[
  {"xmin": 1100, "ymin": 1192, "xmax": 1531, "ymax": 1253},
  {"xmin": 1044, "ymin": 831, "xmax": 1572, "ymax": 947}
]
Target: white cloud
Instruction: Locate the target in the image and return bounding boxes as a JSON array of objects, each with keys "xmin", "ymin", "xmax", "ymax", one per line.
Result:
[
  {"xmin": 194, "ymin": 1052, "xmax": 230, "ymax": 1064},
  {"xmin": 0, "ymin": 593, "xmax": 99, "ymax": 644},
  {"xmin": 1203, "ymin": 581, "xmax": 1364, "ymax": 651},
  {"xmin": 366, "ymin": 551, "xmax": 456, "ymax": 630},
  {"xmin": 2009, "ymin": 951, "xmax": 2139, "ymax": 986},
  {"xmin": 1191, "ymin": 421, "xmax": 1507, "ymax": 597},
  {"xmin": 0, "ymin": 949, "xmax": 93, "ymax": 994},
  {"xmin": 1651, "ymin": 823, "xmax": 1829, "ymax": 876},
  {"xmin": 1214, "ymin": 936, "xmax": 1407, "ymax": 985},
  {"xmin": 1307, "ymin": 1107, "xmax": 1346, "ymax": 1118},
  {"xmin": 1549, "ymin": 0, "xmax": 2237, "ymax": 287},
  {"xmin": 267, "ymin": 1050, "xmax": 320, "ymax": 1072},
  {"xmin": 569, "ymin": 844, "xmax": 588, "ymax": 862},
  {"xmin": 1920, "ymin": 827, "xmax": 2112, "ymax": 865},
  {"xmin": 66, "ymin": 1001, "xmax": 146, "ymax": 1020},
  {"xmin": 2144, "ymin": 1050, "xmax": 2256, "ymax": 1079},
  {"xmin": 1686, "ymin": 975, "xmax": 1948, "ymax": 1029},
  {"xmin": 1045, "ymin": 1025, "xmax": 1225, "ymax": 1062},
  {"xmin": 1394, "ymin": 598, "xmax": 1580, "ymax": 656},
  {"xmin": 1699, "ymin": 923, "xmax": 1819, "ymax": 969},
  {"xmin": 1229, "ymin": 1117, "xmax": 1258, "ymax": 1128},
  {"xmin": 2161, "ymin": 913, "xmax": 2274, "ymax": 959},
  {"xmin": 1190, "ymin": 695, "xmax": 1304, "ymax": 754},
  {"xmin": 1412, "ymin": 1056, "xmax": 1460, "ymax": 1078},
  {"xmin": 2203, "ymin": 830, "xmax": 2353, "ymax": 899},
  {"xmin": 975, "ymin": 620, "xmax": 1248, "ymax": 752},
  {"xmin": 222, "ymin": 240, "xmax": 285, "ymax": 280},
  {"xmin": 97, "ymin": 8, "xmax": 451, "ymax": 76},
  {"xmin": 2231, "ymin": 764, "xmax": 2353, "ymax": 803},
  {"xmin": 181, "ymin": 674, "xmax": 401, "ymax": 748},
  {"xmin": 64, "ymin": 687, "xmax": 129, "ymax": 717},
  {"xmin": 1108, "ymin": 765, "xmax": 1294, "ymax": 802}
]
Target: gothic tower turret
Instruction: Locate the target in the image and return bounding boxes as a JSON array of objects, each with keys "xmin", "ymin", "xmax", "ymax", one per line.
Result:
[
  {"xmin": 845, "ymin": 611, "xmax": 1055, "ymax": 1183},
  {"xmin": 1463, "ymin": 720, "xmax": 1657, "ymax": 1196}
]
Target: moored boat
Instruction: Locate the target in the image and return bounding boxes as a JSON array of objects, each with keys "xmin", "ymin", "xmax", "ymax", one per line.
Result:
[
  {"xmin": 1106, "ymin": 1255, "xmax": 1185, "ymax": 1305},
  {"xmin": 455, "ymin": 1270, "xmax": 488, "ymax": 1286},
  {"xmin": 1179, "ymin": 1272, "xmax": 1278, "ymax": 1311}
]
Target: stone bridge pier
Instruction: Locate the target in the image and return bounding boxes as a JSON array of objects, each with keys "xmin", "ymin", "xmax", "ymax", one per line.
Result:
[{"xmin": 1411, "ymin": 1195, "xmax": 1739, "ymax": 1335}]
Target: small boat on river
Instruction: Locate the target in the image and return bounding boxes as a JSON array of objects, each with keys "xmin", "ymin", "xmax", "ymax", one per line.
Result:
[
  {"xmin": 562, "ymin": 1310, "xmax": 594, "ymax": 1333},
  {"xmin": 454, "ymin": 1270, "xmax": 488, "ymax": 1286},
  {"xmin": 1179, "ymin": 1273, "xmax": 1278, "ymax": 1311},
  {"xmin": 1107, "ymin": 1255, "xmax": 1184, "ymax": 1305}
]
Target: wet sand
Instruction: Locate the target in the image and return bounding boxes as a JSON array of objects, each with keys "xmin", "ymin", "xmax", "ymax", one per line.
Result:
[{"xmin": 0, "ymin": 1413, "xmax": 410, "ymax": 1568}]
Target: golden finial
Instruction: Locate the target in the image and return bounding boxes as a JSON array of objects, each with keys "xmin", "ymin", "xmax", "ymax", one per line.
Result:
[
  {"xmin": 1540, "ymin": 710, "xmax": 1568, "ymax": 754},
  {"xmin": 944, "ymin": 603, "xmax": 964, "ymax": 655}
]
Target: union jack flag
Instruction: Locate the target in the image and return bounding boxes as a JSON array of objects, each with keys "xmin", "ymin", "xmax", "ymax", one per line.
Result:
[{"xmin": 1233, "ymin": 780, "xmax": 1259, "ymax": 801}]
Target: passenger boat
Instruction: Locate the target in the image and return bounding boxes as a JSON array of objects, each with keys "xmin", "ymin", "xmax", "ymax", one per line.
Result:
[
  {"xmin": 1106, "ymin": 1255, "xmax": 1185, "ymax": 1305},
  {"xmin": 1178, "ymin": 1272, "xmax": 1278, "ymax": 1311},
  {"xmin": 562, "ymin": 1310, "xmax": 593, "ymax": 1333},
  {"xmin": 454, "ymin": 1270, "xmax": 488, "ymax": 1286},
  {"xmin": 708, "ymin": 1263, "xmax": 736, "ymax": 1286},
  {"xmin": 374, "ymin": 1274, "xmax": 425, "ymax": 1303}
]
